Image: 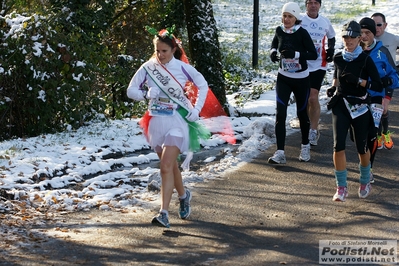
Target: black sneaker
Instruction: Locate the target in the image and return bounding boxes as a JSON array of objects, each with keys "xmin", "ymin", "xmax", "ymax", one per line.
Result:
[
  {"xmin": 178, "ymin": 189, "xmax": 192, "ymax": 219},
  {"xmin": 151, "ymin": 212, "xmax": 170, "ymax": 228}
]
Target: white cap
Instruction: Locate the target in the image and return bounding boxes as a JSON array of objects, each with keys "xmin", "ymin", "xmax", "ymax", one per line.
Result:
[{"xmin": 282, "ymin": 2, "xmax": 302, "ymax": 21}]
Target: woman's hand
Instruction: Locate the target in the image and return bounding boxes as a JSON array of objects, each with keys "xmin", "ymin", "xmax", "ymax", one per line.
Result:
[{"xmin": 186, "ymin": 108, "xmax": 200, "ymax": 122}]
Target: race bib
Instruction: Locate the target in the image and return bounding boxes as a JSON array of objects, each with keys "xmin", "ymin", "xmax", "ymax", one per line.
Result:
[
  {"xmin": 370, "ymin": 103, "xmax": 383, "ymax": 128},
  {"xmin": 149, "ymin": 100, "xmax": 177, "ymax": 117},
  {"xmin": 282, "ymin": 58, "xmax": 302, "ymax": 72},
  {"xmin": 343, "ymin": 98, "xmax": 369, "ymax": 119}
]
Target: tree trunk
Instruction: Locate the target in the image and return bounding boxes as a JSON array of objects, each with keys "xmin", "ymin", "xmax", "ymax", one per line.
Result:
[{"xmin": 182, "ymin": 0, "xmax": 227, "ymax": 110}]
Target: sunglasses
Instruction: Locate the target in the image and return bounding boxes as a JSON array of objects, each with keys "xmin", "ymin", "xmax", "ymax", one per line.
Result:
[{"xmin": 376, "ymin": 23, "xmax": 384, "ymax": 27}]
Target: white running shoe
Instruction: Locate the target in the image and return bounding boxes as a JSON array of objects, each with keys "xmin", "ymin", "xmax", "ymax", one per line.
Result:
[
  {"xmin": 299, "ymin": 144, "xmax": 311, "ymax": 162},
  {"xmin": 268, "ymin": 150, "xmax": 286, "ymax": 164},
  {"xmin": 358, "ymin": 182, "xmax": 371, "ymax": 199},
  {"xmin": 333, "ymin": 186, "xmax": 348, "ymax": 202},
  {"xmin": 309, "ymin": 129, "xmax": 319, "ymax": 146}
]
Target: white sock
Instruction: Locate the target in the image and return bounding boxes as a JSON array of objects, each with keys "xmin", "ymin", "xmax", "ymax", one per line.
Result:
[
  {"xmin": 179, "ymin": 190, "xmax": 187, "ymax": 200},
  {"xmin": 160, "ymin": 209, "xmax": 169, "ymax": 216}
]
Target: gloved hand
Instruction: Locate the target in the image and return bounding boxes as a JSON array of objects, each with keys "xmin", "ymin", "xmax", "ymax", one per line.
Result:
[
  {"xmin": 185, "ymin": 108, "xmax": 200, "ymax": 122},
  {"xmin": 326, "ymin": 86, "xmax": 336, "ymax": 97},
  {"xmin": 270, "ymin": 51, "xmax": 279, "ymax": 63},
  {"xmin": 326, "ymin": 48, "xmax": 334, "ymax": 62},
  {"xmin": 342, "ymin": 73, "xmax": 359, "ymax": 85},
  {"xmin": 147, "ymin": 87, "xmax": 160, "ymax": 99},
  {"xmin": 280, "ymin": 49, "xmax": 296, "ymax": 59},
  {"xmin": 381, "ymin": 76, "xmax": 393, "ymax": 88}
]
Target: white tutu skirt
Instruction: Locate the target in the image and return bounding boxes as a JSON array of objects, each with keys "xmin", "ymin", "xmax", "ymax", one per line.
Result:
[{"xmin": 148, "ymin": 113, "xmax": 189, "ymax": 153}]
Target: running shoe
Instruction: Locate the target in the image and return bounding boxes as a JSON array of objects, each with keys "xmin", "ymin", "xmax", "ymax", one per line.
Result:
[
  {"xmin": 309, "ymin": 129, "xmax": 320, "ymax": 146},
  {"xmin": 178, "ymin": 189, "xmax": 192, "ymax": 219},
  {"xmin": 383, "ymin": 131, "xmax": 394, "ymax": 150},
  {"xmin": 299, "ymin": 144, "xmax": 311, "ymax": 162},
  {"xmin": 370, "ymin": 169, "xmax": 374, "ymax": 183},
  {"xmin": 268, "ymin": 150, "xmax": 286, "ymax": 164},
  {"xmin": 151, "ymin": 212, "xmax": 170, "ymax": 228},
  {"xmin": 377, "ymin": 135, "xmax": 384, "ymax": 149},
  {"xmin": 333, "ymin": 186, "xmax": 348, "ymax": 202},
  {"xmin": 358, "ymin": 182, "xmax": 371, "ymax": 199}
]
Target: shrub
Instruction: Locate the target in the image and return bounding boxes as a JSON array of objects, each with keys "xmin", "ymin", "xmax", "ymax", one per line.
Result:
[{"xmin": 0, "ymin": 10, "xmax": 108, "ymax": 140}]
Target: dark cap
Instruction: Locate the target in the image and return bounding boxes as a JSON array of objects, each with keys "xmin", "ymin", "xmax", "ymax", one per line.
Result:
[
  {"xmin": 341, "ymin": 21, "xmax": 361, "ymax": 37},
  {"xmin": 359, "ymin": 17, "xmax": 376, "ymax": 36},
  {"xmin": 305, "ymin": 0, "xmax": 321, "ymax": 4}
]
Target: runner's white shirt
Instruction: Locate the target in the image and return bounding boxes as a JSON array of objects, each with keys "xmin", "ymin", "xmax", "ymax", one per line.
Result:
[
  {"xmin": 301, "ymin": 13, "xmax": 336, "ymax": 72},
  {"xmin": 375, "ymin": 31, "xmax": 399, "ymax": 65}
]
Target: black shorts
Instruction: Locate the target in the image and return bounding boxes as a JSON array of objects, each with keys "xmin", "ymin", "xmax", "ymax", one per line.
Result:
[{"xmin": 309, "ymin": 69, "xmax": 326, "ymax": 91}]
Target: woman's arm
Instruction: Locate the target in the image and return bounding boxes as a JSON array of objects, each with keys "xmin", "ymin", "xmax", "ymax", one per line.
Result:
[{"xmin": 126, "ymin": 66, "xmax": 147, "ymax": 101}]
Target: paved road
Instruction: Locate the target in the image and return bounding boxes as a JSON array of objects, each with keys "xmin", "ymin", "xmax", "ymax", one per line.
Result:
[{"xmin": 2, "ymin": 97, "xmax": 399, "ymax": 266}]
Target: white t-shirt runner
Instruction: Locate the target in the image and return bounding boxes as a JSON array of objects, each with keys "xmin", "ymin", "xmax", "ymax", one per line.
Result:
[{"xmin": 301, "ymin": 13, "xmax": 336, "ymax": 72}]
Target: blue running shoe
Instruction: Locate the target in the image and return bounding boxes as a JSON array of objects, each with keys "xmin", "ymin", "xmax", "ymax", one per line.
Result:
[
  {"xmin": 151, "ymin": 212, "xmax": 170, "ymax": 228},
  {"xmin": 179, "ymin": 189, "xmax": 192, "ymax": 219}
]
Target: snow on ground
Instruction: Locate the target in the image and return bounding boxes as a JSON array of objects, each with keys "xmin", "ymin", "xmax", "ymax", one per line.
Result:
[{"xmin": 1, "ymin": 0, "xmax": 399, "ymax": 247}]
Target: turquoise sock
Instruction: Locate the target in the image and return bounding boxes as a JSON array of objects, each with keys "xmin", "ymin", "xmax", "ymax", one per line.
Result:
[
  {"xmin": 359, "ymin": 163, "xmax": 371, "ymax": 184},
  {"xmin": 335, "ymin": 169, "xmax": 347, "ymax": 187}
]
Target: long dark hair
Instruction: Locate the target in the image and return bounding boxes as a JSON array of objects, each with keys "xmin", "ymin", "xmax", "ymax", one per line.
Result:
[{"xmin": 153, "ymin": 35, "xmax": 183, "ymax": 60}]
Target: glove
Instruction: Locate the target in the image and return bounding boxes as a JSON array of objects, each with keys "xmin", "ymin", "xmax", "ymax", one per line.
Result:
[
  {"xmin": 381, "ymin": 76, "xmax": 393, "ymax": 88},
  {"xmin": 147, "ymin": 87, "xmax": 160, "ymax": 99},
  {"xmin": 280, "ymin": 49, "xmax": 296, "ymax": 59},
  {"xmin": 270, "ymin": 51, "xmax": 279, "ymax": 63},
  {"xmin": 342, "ymin": 73, "xmax": 359, "ymax": 85},
  {"xmin": 326, "ymin": 86, "xmax": 336, "ymax": 97},
  {"xmin": 185, "ymin": 108, "xmax": 200, "ymax": 122},
  {"xmin": 326, "ymin": 48, "xmax": 334, "ymax": 62}
]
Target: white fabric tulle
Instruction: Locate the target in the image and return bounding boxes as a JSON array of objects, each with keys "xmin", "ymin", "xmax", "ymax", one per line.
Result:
[{"xmin": 148, "ymin": 113, "xmax": 189, "ymax": 153}]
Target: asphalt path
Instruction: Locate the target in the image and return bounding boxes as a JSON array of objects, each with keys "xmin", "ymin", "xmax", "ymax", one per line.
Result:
[{"xmin": 2, "ymin": 96, "xmax": 399, "ymax": 266}]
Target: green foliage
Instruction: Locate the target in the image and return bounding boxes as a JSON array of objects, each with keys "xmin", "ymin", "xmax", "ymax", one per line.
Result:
[
  {"xmin": 0, "ymin": 5, "xmax": 113, "ymax": 139},
  {"xmin": 0, "ymin": 0, "xmax": 216, "ymax": 140}
]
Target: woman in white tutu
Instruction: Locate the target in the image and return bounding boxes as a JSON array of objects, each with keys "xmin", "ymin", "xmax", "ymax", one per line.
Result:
[{"xmin": 126, "ymin": 27, "xmax": 209, "ymax": 228}]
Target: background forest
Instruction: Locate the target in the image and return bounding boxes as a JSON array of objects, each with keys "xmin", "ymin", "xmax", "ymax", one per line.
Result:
[{"xmin": 0, "ymin": 0, "xmax": 229, "ymax": 140}]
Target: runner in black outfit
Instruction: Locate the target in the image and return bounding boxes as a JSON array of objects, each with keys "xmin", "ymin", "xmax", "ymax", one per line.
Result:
[
  {"xmin": 326, "ymin": 21, "xmax": 383, "ymax": 202},
  {"xmin": 268, "ymin": 2, "xmax": 317, "ymax": 164}
]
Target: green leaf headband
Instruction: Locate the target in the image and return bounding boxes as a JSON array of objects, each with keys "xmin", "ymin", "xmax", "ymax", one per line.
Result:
[{"xmin": 145, "ymin": 25, "xmax": 176, "ymax": 39}]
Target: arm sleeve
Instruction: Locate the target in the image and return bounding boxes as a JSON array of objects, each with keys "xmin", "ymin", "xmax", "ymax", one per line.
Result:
[
  {"xmin": 126, "ymin": 66, "xmax": 147, "ymax": 101},
  {"xmin": 366, "ymin": 57, "xmax": 383, "ymax": 93},
  {"xmin": 328, "ymin": 37, "xmax": 336, "ymax": 51},
  {"xmin": 271, "ymin": 29, "xmax": 279, "ymax": 50},
  {"xmin": 186, "ymin": 65, "xmax": 209, "ymax": 111},
  {"xmin": 381, "ymin": 47, "xmax": 399, "ymax": 89}
]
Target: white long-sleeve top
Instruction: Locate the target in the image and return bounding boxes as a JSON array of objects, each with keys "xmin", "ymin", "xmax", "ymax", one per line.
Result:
[{"xmin": 126, "ymin": 57, "xmax": 209, "ymax": 111}]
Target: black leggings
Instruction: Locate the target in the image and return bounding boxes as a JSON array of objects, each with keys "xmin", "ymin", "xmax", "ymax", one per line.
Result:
[
  {"xmin": 332, "ymin": 99, "xmax": 371, "ymax": 154},
  {"xmin": 275, "ymin": 73, "xmax": 310, "ymax": 150}
]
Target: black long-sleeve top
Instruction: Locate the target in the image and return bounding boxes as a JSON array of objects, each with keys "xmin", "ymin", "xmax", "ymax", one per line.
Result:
[
  {"xmin": 333, "ymin": 51, "xmax": 383, "ymax": 100},
  {"xmin": 271, "ymin": 26, "xmax": 318, "ymax": 75}
]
